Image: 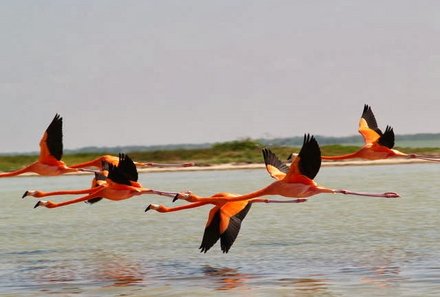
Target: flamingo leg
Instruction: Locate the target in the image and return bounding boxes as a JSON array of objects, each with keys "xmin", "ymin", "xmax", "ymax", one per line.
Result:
[
  {"xmin": 138, "ymin": 188, "xmax": 186, "ymax": 199},
  {"xmin": 145, "ymin": 201, "xmax": 210, "ymax": 213},
  {"xmin": 415, "ymin": 156, "xmax": 440, "ymax": 162},
  {"xmin": 136, "ymin": 162, "xmax": 195, "ymax": 168},
  {"xmin": 335, "ymin": 189, "xmax": 399, "ymax": 198}
]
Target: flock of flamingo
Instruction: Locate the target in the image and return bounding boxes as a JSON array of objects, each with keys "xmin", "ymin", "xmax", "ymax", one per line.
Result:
[{"xmin": 5, "ymin": 105, "xmax": 438, "ymax": 253}]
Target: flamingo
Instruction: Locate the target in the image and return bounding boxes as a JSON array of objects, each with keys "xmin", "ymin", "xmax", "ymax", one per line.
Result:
[
  {"xmin": 0, "ymin": 114, "xmax": 93, "ymax": 178},
  {"xmin": 24, "ymin": 154, "xmax": 184, "ymax": 208},
  {"xmin": 320, "ymin": 104, "xmax": 440, "ymax": 162},
  {"xmin": 174, "ymin": 134, "xmax": 400, "ymax": 204},
  {"xmin": 22, "ymin": 161, "xmax": 109, "ymax": 204},
  {"xmin": 69, "ymin": 154, "xmax": 195, "ymax": 170},
  {"xmin": 146, "ymin": 192, "xmax": 305, "ymax": 253}
]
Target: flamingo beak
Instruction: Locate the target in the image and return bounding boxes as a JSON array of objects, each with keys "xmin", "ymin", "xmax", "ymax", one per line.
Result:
[{"xmin": 145, "ymin": 205, "xmax": 151, "ymax": 212}]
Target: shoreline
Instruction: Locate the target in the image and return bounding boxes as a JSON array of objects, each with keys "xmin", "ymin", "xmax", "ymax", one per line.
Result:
[
  {"xmin": 0, "ymin": 159, "xmax": 433, "ymax": 177},
  {"xmin": 137, "ymin": 158, "xmax": 433, "ymax": 173}
]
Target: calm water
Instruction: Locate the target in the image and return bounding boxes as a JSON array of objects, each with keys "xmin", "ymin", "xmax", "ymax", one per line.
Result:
[{"xmin": 1, "ymin": 164, "xmax": 440, "ymax": 296}]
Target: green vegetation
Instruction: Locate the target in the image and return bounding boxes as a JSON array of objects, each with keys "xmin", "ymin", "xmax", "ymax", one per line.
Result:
[{"xmin": 0, "ymin": 139, "xmax": 439, "ymax": 172}]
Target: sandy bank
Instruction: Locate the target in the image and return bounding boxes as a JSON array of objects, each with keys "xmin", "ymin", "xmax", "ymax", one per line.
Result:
[
  {"xmin": 1, "ymin": 158, "xmax": 434, "ymax": 177},
  {"xmin": 137, "ymin": 158, "xmax": 433, "ymax": 173}
]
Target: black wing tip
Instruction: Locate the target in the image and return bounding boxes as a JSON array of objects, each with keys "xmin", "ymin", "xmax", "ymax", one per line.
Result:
[
  {"xmin": 361, "ymin": 104, "xmax": 373, "ymax": 118},
  {"xmin": 303, "ymin": 133, "xmax": 319, "ymax": 147},
  {"xmin": 385, "ymin": 125, "xmax": 394, "ymax": 133},
  {"xmin": 298, "ymin": 133, "xmax": 321, "ymax": 179},
  {"xmin": 86, "ymin": 197, "xmax": 103, "ymax": 205},
  {"xmin": 261, "ymin": 147, "xmax": 289, "ymax": 174},
  {"xmin": 107, "ymin": 152, "xmax": 138, "ymax": 184},
  {"xmin": 362, "ymin": 104, "xmax": 374, "ymax": 116},
  {"xmin": 378, "ymin": 125, "xmax": 395, "ymax": 149},
  {"xmin": 221, "ymin": 247, "xmax": 230, "ymax": 253},
  {"xmin": 49, "ymin": 113, "xmax": 63, "ymax": 126},
  {"xmin": 199, "ymin": 246, "xmax": 210, "ymax": 253}
]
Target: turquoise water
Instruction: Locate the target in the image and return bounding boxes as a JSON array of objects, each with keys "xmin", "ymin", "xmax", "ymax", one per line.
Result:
[{"xmin": 1, "ymin": 164, "xmax": 440, "ymax": 296}]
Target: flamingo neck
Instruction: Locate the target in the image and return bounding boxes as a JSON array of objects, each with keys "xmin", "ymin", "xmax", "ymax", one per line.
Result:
[{"xmin": 164, "ymin": 201, "xmax": 211, "ymax": 212}]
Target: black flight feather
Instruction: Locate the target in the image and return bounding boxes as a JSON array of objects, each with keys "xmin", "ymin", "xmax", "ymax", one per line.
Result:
[
  {"xmin": 86, "ymin": 197, "xmax": 103, "ymax": 204},
  {"xmin": 199, "ymin": 209, "xmax": 221, "ymax": 253},
  {"xmin": 117, "ymin": 153, "xmax": 138, "ymax": 182},
  {"xmin": 377, "ymin": 125, "xmax": 395, "ymax": 149},
  {"xmin": 361, "ymin": 104, "xmax": 383, "ymax": 135},
  {"xmin": 106, "ymin": 154, "xmax": 137, "ymax": 185},
  {"xmin": 298, "ymin": 134, "xmax": 321, "ymax": 180},
  {"xmin": 45, "ymin": 114, "xmax": 63, "ymax": 160},
  {"xmin": 220, "ymin": 203, "xmax": 252, "ymax": 253},
  {"xmin": 262, "ymin": 148, "xmax": 289, "ymax": 174}
]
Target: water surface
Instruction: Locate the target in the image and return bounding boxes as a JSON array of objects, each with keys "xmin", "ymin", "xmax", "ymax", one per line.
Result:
[{"xmin": 1, "ymin": 164, "xmax": 439, "ymax": 296}]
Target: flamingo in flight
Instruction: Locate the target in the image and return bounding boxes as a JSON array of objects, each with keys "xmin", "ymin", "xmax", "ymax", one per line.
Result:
[
  {"xmin": 24, "ymin": 154, "xmax": 184, "ymax": 208},
  {"xmin": 0, "ymin": 114, "xmax": 92, "ymax": 178},
  {"xmin": 69, "ymin": 154, "xmax": 195, "ymax": 170},
  {"xmin": 146, "ymin": 192, "xmax": 304, "ymax": 253},
  {"xmin": 320, "ymin": 104, "xmax": 440, "ymax": 162},
  {"xmin": 174, "ymin": 134, "xmax": 400, "ymax": 204}
]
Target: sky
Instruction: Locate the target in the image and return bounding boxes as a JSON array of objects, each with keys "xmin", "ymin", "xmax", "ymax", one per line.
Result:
[{"xmin": 1, "ymin": 1, "xmax": 440, "ymax": 153}]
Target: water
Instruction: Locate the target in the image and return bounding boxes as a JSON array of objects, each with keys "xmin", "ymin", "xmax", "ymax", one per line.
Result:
[{"xmin": 1, "ymin": 164, "xmax": 440, "ymax": 296}]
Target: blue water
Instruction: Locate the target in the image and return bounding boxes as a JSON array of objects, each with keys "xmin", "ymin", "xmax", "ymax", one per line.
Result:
[{"xmin": 1, "ymin": 164, "xmax": 440, "ymax": 296}]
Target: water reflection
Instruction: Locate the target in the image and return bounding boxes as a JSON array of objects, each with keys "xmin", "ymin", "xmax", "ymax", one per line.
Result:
[
  {"xmin": 360, "ymin": 265, "xmax": 401, "ymax": 288},
  {"xmin": 278, "ymin": 276, "xmax": 334, "ymax": 296},
  {"xmin": 91, "ymin": 253, "xmax": 145, "ymax": 287},
  {"xmin": 202, "ymin": 265, "xmax": 250, "ymax": 291},
  {"xmin": 349, "ymin": 248, "xmax": 405, "ymax": 288}
]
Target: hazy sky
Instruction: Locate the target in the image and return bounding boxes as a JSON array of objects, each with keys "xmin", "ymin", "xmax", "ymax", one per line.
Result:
[{"xmin": 1, "ymin": 1, "xmax": 439, "ymax": 153}]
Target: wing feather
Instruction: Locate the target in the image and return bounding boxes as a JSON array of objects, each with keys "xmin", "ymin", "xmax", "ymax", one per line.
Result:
[
  {"xmin": 294, "ymin": 134, "xmax": 321, "ymax": 180},
  {"xmin": 358, "ymin": 105, "xmax": 382, "ymax": 144},
  {"xmin": 377, "ymin": 125, "xmax": 395, "ymax": 149},
  {"xmin": 39, "ymin": 114, "xmax": 63, "ymax": 162},
  {"xmin": 220, "ymin": 202, "xmax": 252, "ymax": 253},
  {"xmin": 262, "ymin": 148, "xmax": 288, "ymax": 180},
  {"xmin": 117, "ymin": 153, "xmax": 138, "ymax": 182},
  {"xmin": 199, "ymin": 207, "xmax": 221, "ymax": 253},
  {"xmin": 107, "ymin": 154, "xmax": 138, "ymax": 185}
]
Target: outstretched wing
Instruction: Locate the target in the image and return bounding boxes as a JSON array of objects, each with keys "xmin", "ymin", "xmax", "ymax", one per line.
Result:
[
  {"xmin": 262, "ymin": 148, "xmax": 288, "ymax": 180},
  {"xmin": 106, "ymin": 154, "xmax": 138, "ymax": 185},
  {"xmin": 199, "ymin": 201, "xmax": 252, "ymax": 254},
  {"xmin": 219, "ymin": 201, "xmax": 252, "ymax": 253},
  {"xmin": 39, "ymin": 114, "xmax": 63, "ymax": 162},
  {"xmin": 377, "ymin": 125, "xmax": 395, "ymax": 149},
  {"xmin": 358, "ymin": 104, "xmax": 382, "ymax": 144},
  {"xmin": 286, "ymin": 134, "xmax": 321, "ymax": 180},
  {"xmin": 117, "ymin": 153, "xmax": 138, "ymax": 182},
  {"xmin": 199, "ymin": 207, "xmax": 222, "ymax": 253}
]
